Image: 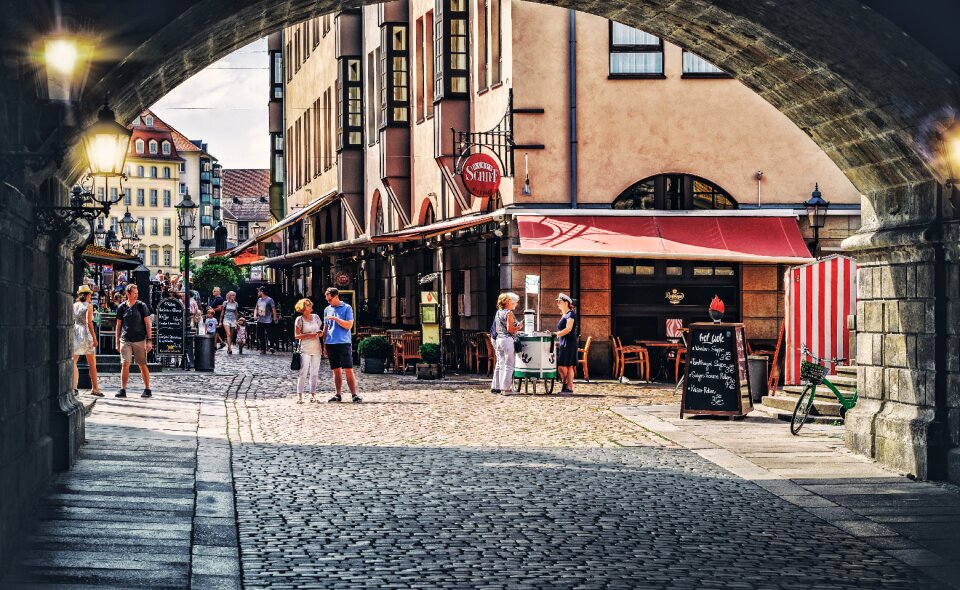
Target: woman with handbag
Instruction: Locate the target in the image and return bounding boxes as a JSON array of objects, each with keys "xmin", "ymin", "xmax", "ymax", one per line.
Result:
[
  {"xmin": 491, "ymin": 292, "xmax": 523, "ymax": 395},
  {"xmin": 73, "ymin": 285, "xmax": 103, "ymax": 397},
  {"xmin": 293, "ymin": 298, "xmax": 324, "ymax": 403}
]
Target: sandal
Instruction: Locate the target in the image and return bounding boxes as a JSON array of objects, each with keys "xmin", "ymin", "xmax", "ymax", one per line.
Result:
[
  {"xmin": 90, "ymin": 390, "xmax": 105, "ymax": 397},
  {"xmin": 297, "ymin": 397, "xmax": 304, "ymax": 404},
  {"xmin": 309, "ymin": 395, "xmax": 317, "ymax": 403}
]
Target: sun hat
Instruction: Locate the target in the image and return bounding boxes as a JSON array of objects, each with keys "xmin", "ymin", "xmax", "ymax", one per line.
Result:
[
  {"xmin": 556, "ymin": 293, "xmax": 573, "ymax": 304},
  {"xmin": 77, "ymin": 285, "xmax": 94, "ymax": 295}
]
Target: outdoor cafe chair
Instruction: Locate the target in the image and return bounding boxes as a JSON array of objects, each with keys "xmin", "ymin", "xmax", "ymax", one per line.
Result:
[
  {"xmin": 481, "ymin": 333, "xmax": 496, "ymax": 375},
  {"xmin": 577, "ymin": 336, "xmax": 592, "ymax": 382},
  {"xmin": 399, "ymin": 332, "xmax": 422, "ymax": 373},
  {"xmin": 615, "ymin": 336, "xmax": 649, "ymax": 382}
]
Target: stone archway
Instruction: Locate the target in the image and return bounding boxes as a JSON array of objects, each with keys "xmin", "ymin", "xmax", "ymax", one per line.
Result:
[{"xmin": 2, "ymin": 8, "xmax": 960, "ymax": 570}]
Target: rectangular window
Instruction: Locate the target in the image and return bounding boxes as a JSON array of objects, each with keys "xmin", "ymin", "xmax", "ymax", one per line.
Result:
[
  {"xmin": 304, "ymin": 22, "xmax": 311, "ymax": 61},
  {"xmin": 682, "ymin": 50, "xmax": 729, "ymax": 77},
  {"xmin": 375, "ymin": 46, "xmax": 385, "ymax": 129},
  {"xmin": 163, "ymin": 250, "xmax": 172, "ymax": 267},
  {"xmin": 124, "ymin": 189, "xmax": 131, "ymax": 205},
  {"xmin": 179, "ymin": 162, "xmax": 186, "ymax": 172},
  {"xmin": 163, "ymin": 190, "xmax": 171, "ymax": 208},
  {"xmin": 162, "ymin": 142, "xmax": 170, "ymax": 155},
  {"xmin": 338, "ymin": 57, "xmax": 364, "ymax": 148},
  {"xmin": 273, "ymin": 51, "xmax": 283, "ymax": 86},
  {"xmin": 110, "ymin": 187, "xmax": 118, "ymax": 202},
  {"xmin": 415, "ymin": 17, "xmax": 424, "ymax": 121},
  {"xmin": 238, "ymin": 223, "xmax": 249, "ymax": 242},
  {"xmin": 136, "ymin": 189, "xmax": 145, "ymax": 206},
  {"xmin": 163, "ymin": 218, "xmax": 171, "ymax": 236},
  {"xmin": 367, "ymin": 52, "xmax": 377, "ymax": 144},
  {"xmin": 325, "ymin": 87, "xmax": 334, "ymax": 168},
  {"xmin": 491, "ymin": 0, "xmax": 501, "ymax": 83},
  {"xmin": 137, "ymin": 217, "xmax": 145, "ymax": 236},
  {"xmin": 294, "ymin": 29, "xmax": 301, "ymax": 73},
  {"xmin": 150, "ymin": 249, "xmax": 159, "ymax": 267},
  {"xmin": 323, "ymin": 14, "xmax": 331, "ymax": 36},
  {"xmin": 150, "ymin": 218, "xmax": 158, "ymax": 235},
  {"xmin": 149, "ymin": 189, "xmax": 158, "ymax": 207},
  {"xmin": 435, "ymin": 0, "xmax": 469, "ymax": 98},
  {"xmin": 285, "ymin": 40, "xmax": 292, "ymax": 82},
  {"xmin": 425, "ymin": 11, "xmax": 435, "ymax": 116},
  {"xmin": 179, "ymin": 183, "xmax": 186, "ymax": 195},
  {"xmin": 477, "ymin": 0, "xmax": 488, "ymax": 90},
  {"xmin": 380, "ymin": 25, "xmax": 409, "ymax": 126},
  {"xmin": 609, "ymin": 21, "xmax": 664, "ymax": 77}
]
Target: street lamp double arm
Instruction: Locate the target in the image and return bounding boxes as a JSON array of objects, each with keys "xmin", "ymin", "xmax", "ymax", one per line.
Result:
[{"xmin": 176, "ymin": 193, "xmax": 198, "ymax": 370}]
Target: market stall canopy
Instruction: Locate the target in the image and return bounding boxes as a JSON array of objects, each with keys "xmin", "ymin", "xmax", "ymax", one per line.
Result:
[
  {"xmin": 81, "ymin": 244, "xmax": 142, "ymax": 270},
  {"xmin": 229, "ymin": 189, "xmax": 338, "ymax": 255},
  {"xmin": 516, "ymin": 213, "xmax": 813, "ymax": 264},
  {"xmin": 233, "ymin": 249, "xmax": 264, "ymax": 266}
]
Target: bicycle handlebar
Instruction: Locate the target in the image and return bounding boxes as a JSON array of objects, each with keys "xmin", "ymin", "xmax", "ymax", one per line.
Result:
[{"xmin": 799, "ymin": 344, "xmax": 846, "ymax": 365}]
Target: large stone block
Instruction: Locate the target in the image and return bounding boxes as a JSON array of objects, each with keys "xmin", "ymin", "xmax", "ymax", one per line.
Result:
[
  {"xmin": 741, "ymin": 265, "xmax": 779, "ymax": 291},
  {"xmin": 883, "ymin": 333, "xmax": 910, "ymax": 368},
  {"xmin": 878, "ymin": 264, "xmax": 907, "ymax": 298},
  {"xmin": 874, "ymin": 403, "xmax": 938, "ymax": 479},
  {"xmin": 897, "ymin": 300, "xmax": 933, "ymax": 334},
  {"xmin": 860, "ymin": 300, "xmax": 884, "ymax": 332}
]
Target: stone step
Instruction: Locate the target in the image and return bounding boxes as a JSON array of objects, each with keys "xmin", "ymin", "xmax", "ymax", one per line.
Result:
[
  {"xmin": 753, "ymin": 403, "xmax": 844, "ymax": 425},
  {"xmin": 835, "ymin": 365, "xmax": 857, "ymax": 377},
  {"xmin": 781, "ymin": 384, "xmax": 853, "ymax": 400},
  {"xmin": 762, "ymin": 393, "xmax": 843, "ymax": 417}
]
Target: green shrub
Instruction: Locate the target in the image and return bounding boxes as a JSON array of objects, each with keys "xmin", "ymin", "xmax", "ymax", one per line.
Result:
[
  {"xmin": 358, "ymin": 335, "xmax": 391, "ymax": 359},
  {"xmin": 419, "ymin": 343, "xmax": 440, "ymax": 364}
]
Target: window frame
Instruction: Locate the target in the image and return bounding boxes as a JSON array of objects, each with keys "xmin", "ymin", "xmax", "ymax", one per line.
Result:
[
  {"xmin": 380, "ymin": 24, "xmax": 409, "ymax": 127},
  {"xmin": 148, "ymin": 140, "xmax": 158, "ymax": 154},
  {"xmin": 681, "ymin": 49, "xmax": 732, "ymax": 79},
  {"xmin": 435, "ymin": 0, "xmax": 469, "ymax": 100},
  {"xmin": 161, "ymin": 141, "xmax": 171, "ymax": 155},
  {"xmin": 135, "ymin": 139, "xmax": 144, "ymax": 154},
  {"xmin": 608, "ymin": 21, "xmax": 665, "ymax": 79}
]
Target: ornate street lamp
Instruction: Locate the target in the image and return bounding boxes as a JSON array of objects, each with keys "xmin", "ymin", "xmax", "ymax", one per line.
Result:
[
  {"xmin": 106, "ymin": 228, "xmax": 119, "ymax": 251},
  {"xmin": 82, "ymin": 101, "xmax": 132, "ymax": 178},
  {"xmin": 804, "ymin": 183, "xmax": 830, "ymax": 259},
  {"xmin": 252, "ymin": 221, "xmax": 264, "ymax": 236},
  {"xmin": 93, "ymin": 219, "xmax": 106, "ymax": 247},
  {"xmin": 176, "ymin": 192, "xmax": 198, "ymax": 370}
]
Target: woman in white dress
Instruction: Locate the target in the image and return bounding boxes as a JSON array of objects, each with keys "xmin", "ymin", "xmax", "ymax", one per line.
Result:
[
  {"xmin": 220, "ymin": 291, "xmax": 240, "ymax": 354},
  {"xmin": 73, "ymin": 285, "xmax": 102, "ymax": 396}
]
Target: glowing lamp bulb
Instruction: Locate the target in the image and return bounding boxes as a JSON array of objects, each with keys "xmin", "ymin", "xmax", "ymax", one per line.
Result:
[{"xmin": 45, "ymin": 39, "xmax": 79, "ymax": 76}]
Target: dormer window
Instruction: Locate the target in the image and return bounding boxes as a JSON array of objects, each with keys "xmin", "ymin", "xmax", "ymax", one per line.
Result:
[
  {"xmin": 135, "ymin": 139, "xmax": 144, "ymax": 154},
  {"xmin": 145, "ymin": 115, "xmax": 154, "ymax": 127},
  {"xmin": 161, "ymin": 141, "xmax": 171, "ymax": 155},
  {"xmin": 148, "ymin": 140, "xmax": 158, "ymax": 154}
]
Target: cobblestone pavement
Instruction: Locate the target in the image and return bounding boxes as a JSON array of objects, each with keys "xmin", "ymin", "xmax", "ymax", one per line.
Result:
[
  {"xmin": 2, "ymin": 350, "xmax": 947, "ymax": 588},
  {"xmin": 221, "ymin": 352, "xmax": 945, "ymax": 589}
]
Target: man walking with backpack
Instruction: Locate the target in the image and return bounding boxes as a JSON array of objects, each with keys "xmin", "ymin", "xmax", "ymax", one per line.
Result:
[{"xmin": 114, "ymin": 284, "xmax": 153, "ymax": 398}]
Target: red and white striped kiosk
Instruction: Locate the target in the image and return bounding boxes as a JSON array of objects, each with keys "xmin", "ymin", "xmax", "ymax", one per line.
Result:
[{"xmin": 783, "ymin": 255, "xmax": 858, "ymax": 385}]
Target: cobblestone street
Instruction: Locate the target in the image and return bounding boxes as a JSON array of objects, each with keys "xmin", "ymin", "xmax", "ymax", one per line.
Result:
[{"xmin": 3, "ymin": 350, "xmax": 954, "ymax": 588}]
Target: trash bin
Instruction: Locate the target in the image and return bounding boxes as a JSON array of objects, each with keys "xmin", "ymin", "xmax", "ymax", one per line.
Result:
[
  {"xmin": 194, "ymin": 334, "xmax": 216, "ymax": 372},
  {"xmin": 747, "ymin": 355, "xmax": 768, "ymax": 403}
]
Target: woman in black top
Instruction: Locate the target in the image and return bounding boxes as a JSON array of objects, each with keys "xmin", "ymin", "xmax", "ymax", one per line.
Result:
[{"xmin": 554, "ymin": 293, "xmax": 578, "ymax": 394}]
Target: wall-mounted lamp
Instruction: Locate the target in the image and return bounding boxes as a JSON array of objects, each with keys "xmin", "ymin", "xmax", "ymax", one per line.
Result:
[
  {"xmin": 803, "ymin": 183, "xmax": 829, "ymax": 258},
  {"xmin": 521, "ymin": 153, "xmax": 532, "ymax": 197}
]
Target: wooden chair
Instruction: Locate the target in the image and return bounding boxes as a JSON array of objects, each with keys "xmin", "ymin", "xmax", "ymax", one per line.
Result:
[
  {"xmin": 577, "ymin": 336, "xmax": 593, "ymax": 382},
  {"xmin": 389, "ymin": 332, "xmax": 405, "ymax": 373},
  {"xmin": 398, "ymin": 332, "xmax": 422, "ymax": 373},
  {"xmin": 482, "ymin": 333, "xmax": 496, "ymax": 375},
  {"xmin": 610, "ymin": 335, "xmax": 621, "ymax": 378},
  {"xmin": 471, "ymin": 332, "xmax": 492, "ymax": 375},
  {"xmin": 617, "ymin": 337, "xmax": 649, "ymax": 382},
  {"xmin": 674, "ymin": 347, "xmax": 687, "ymax": 382}
]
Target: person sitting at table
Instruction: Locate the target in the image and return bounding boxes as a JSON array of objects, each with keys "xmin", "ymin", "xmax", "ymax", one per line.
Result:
[{"xmin": 553, "ymin": 293, "xmax": 578, "ymax": 395}]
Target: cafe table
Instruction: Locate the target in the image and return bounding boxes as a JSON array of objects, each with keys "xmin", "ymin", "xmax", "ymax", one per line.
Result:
[{"xmin": 634, "ymin": 340, "xmax": 682, "ymax": 382}]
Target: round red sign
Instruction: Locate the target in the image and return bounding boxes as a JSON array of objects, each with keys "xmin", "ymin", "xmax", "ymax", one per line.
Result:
[
  {"xmin": 461, "ymin": 153, "xmax": 502, "ymax": 199},
  {"xmin": 334, "ymin": 270, "xmax": 351, "ymax": 288}
]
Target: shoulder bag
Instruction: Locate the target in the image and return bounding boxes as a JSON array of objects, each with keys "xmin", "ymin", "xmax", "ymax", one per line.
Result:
[{"xmin": 290, "ymin": 317, "xmax": 302, "ymax": 371}]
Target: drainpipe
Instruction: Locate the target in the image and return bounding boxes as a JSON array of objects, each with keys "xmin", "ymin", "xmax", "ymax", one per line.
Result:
[{"xmin": 568, "ymin": 10, "xmax": 581, "ymax": 321}]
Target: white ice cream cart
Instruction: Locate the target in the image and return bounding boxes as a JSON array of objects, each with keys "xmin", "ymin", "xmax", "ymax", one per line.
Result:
[{"xmin": 513, "ymin": 332, "xmax": 558, "ymax": 394}]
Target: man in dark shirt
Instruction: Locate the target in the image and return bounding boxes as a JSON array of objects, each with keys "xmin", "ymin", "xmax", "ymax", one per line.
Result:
[{"xmin": 114, "ymin": 284, "xmax": 153, "ymax": 398}]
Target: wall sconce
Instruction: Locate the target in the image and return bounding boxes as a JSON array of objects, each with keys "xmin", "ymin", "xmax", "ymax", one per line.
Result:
[
  {"xmin": 39, "ymin": 32, "xmax": 94, "ymax": 102},
  {"xmin": 521, "ymin": 153, "xmax": 532, "ymax": 197}
]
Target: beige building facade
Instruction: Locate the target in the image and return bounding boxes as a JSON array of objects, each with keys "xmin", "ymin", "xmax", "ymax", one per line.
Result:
[{"xmin": 242, "ymin": 0, "xmax": 862, "ymax": 374}]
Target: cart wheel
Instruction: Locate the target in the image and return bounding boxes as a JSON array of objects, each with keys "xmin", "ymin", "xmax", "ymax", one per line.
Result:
[{"xmin": 545, "ymin": 379, "xmax": 555, "ymax": 395}]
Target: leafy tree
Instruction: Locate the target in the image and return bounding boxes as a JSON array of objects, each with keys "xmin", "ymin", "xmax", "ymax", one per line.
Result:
[{"xmin": 192, "ymin": 256, "xmax": 243, "ymax": 295}]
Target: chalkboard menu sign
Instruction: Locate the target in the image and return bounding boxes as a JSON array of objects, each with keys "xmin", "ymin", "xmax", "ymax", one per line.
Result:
[
  {"xmin": 156, "ymin": 298, "xmax": 185, "ymax": 356},
  {"xmin": 681, "ymin": 322, "xmax": 752, "ymax": 418}
]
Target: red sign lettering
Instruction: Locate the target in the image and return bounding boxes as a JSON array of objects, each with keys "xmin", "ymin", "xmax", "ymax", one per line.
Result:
[{"xmin": 461, "ymin": 153, "xmax": 502, "ymax": 199}]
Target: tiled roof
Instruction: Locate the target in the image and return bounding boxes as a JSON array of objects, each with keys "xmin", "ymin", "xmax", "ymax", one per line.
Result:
[
  {"xmin": 223, "ymin": 169, "xmax": 270, "ymax": 198},
  {"xmin": 223, "ymin": 196, "xmax": 272, "ymax": 222},
  {"xmin": 131, "ymin": 108, "xmax": 203, "ymax": 156}
]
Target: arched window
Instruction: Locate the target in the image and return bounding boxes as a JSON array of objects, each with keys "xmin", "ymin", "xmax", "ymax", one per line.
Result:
[
  {"xmin": 374, "ymin": 202, "xmax": 385, "ymax": 236},
  {"xmin": 612, "ymin": 174, "xmax": 736, "ymax": 211},
  {"xmin": 163, "ymin": 167, "xmax": 171, "ymax": 178},
  {"xmin": 144, "ymin": 115, "xmax": 154, "ymax": 127},
  {"xmin": 136, "ymin": 165, "xmax": 144, "ymax": 177},
  {"xmin": 161, "ymin": 141, "xmax": 171, "ymax": 155},
  {"xmin": 148, "ymin": 140, "xmax": 158, "ymax": 154},
  {"xmin": 135, "ymin": 139, "xmax": 144, "ymax": 154},
  {"xmin": 422, "ymin": 203, "xmax": 436, "ymax": 226},
  {"xmin": 150, "ymin": 166, "xmax": 158, "ymax": 178}
]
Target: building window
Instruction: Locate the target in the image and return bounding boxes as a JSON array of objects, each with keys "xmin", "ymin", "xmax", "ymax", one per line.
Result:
[
  {"xmin": 323, "ymin": 14, "xmax": 331, "ymax": 36},
  {"xmin": 367, "ymin": 51, "xmax": 377, "ymax": 145},
  {"xmin": 612, "ymin": 174, "xmax": 737, "ymax": 210},
  {"xmin": 163, "ymin": 249, "xmax": 172, "ymax": 267},
  {"xmin": 325, "ymin": 86, "xmax": 334, "ymax": 168},
  {"xmin": 609, "ymin": 22, "xmax": 664, "ymax": 77},
  {"xmin": 150, "ymin": 249, "xmax": 159, "ymax": 267},
  {"xmin": 150, "ymin": 218, "xmax": 158, "ymax": 235},
  {"xmin": 425, "ymin": 11, "xmax": 435, "ymax": 116},
  {"xmin": 110, "ymin": 187, "xmax": 118, "ymax": 201},
  {"xmin": 124, "ymin": 189, "xmax": 131, "ymax": 205},
  {"xmin": 161, "ymin": 141, "xmax": 171, "ymax": 155},
  {"xmin": 435, "ymin": 0, "xmax": 469, "ymax": 99},
  {"xmin": 135, "ymin": 139, "xmax": 144, "ymax": 154},
  {"xmin": 294, "ymin": 28, "xmax": 301, "ymax": 73},
  {"xmin": 379, "ymin": 25, "xmax": 408, "ymax": 126},
  {"xmin": 163, "ymin": 218, "xmax": 171, "ymax": 236},
  {"xmin": 149, "ymin": 140, "xmax": 158, "ymax": 154},
  {"xmin": 137, "ymin": 165, "xmax": 144, "ymax": 177},
  {"xmin": 682, "ymin": 50, "xmax": 730, "ymax": 77},
  {"xmin": 285, "ymin": 40, "xmax": 292, "ymax": 82},
  {"xmin": 136, "ymin": 189, "xmax": 145, "ymax": 206},
  {"xmin": 150, "ymin": 166, "xmax": 158, "ymax": 178},
  {"xmin": 491, "ymin": 0, "xmax": 501, "ymax": 84},
  {"xmin": 179, "ymin": 162, "xmax": 186, "ymax": 172},
  {"xmin": 374, "ymin": 47, "xmax": 385, "ymax": 129},
  {"xmin": 477, "ymin": 0, "xmax": 488, "ymax": 90},
  {"xmin": 338, "ymin": 57, "xmax": 364, "ymax": 148},
  {"xmin": 137, "ymin": 217, "xmax": 145, "ymax": 235},
  {"xmin": 238, "ymin": 222, "xmax": 249, "ymax": 242},
  {"xmin": 163, "ymin": 190, "xmax": 171, "ymax": 208},
  {"xmin": 144, "ymin": 115, "xmax": 154, "ymax": 127},
  {"xmin": 150, "ymin": 189, "xmax": 158, "ymax": 207},
  {"xmin": 163, "ymin": 166, "xmax": 171, "ymax": 178},
  {"xmin": 179, "ymin": 183, "xmax": 186, "ymax": 195},
  {"xmin": 416, "ymin": 17, "xmax": 424, "ymax": 121}
]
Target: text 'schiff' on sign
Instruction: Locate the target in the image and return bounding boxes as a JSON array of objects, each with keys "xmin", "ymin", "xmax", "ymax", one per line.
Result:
[{"xmin": 461, "ymin": 152, "xmax": 502, "ymax": 199}]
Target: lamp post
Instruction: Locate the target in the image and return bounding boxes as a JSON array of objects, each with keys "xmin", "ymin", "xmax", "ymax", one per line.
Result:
[
  {"xmin": 176, "ymin": 192, "xmax": 198, "ymax": 370},
  {"xmin": 804, "ymin": 184, "xmax": 829, "ymax": 259}
]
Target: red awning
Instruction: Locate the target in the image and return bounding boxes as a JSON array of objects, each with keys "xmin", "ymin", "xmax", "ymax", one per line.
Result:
[
  {"xmin": 233, "ymin": 250, "xmax": 265, "ymax": 266},
  {"xmin": 516, "ymin": 214, "xmax": 813, "ymax": 264}
]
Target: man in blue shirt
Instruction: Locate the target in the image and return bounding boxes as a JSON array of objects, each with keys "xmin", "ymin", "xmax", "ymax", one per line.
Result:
[{"xmin": 322, "ymin": 287, "xmax": 361, "ymax": 403}]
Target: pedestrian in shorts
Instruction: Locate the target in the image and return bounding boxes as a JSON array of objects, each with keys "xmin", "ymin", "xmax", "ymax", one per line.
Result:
[
  {"xmin": 114, "ymin": 284, "xmax": 153, "ymax": 398},
  {"xmin": 321, "ymin": 287, "xmax": 361, "ymax": 403}
]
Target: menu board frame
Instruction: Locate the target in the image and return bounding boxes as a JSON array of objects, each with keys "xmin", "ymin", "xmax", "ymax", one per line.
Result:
[
  {"xmin": 680, "ymin": 322, "xmax": 753, "ymax": 419},
  {"xmin": 156, "ymin": 298, "xmax": 185, "ymax": 357}
]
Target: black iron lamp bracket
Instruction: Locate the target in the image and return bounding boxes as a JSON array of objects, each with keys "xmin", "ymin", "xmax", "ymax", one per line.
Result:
[
  {"xmin": 34, "ymin": 173, "xmax": 127, "ymax": 236},
  {"xmin": 453, "ymin": 89, "xmax": 517, "ymax": 177}
]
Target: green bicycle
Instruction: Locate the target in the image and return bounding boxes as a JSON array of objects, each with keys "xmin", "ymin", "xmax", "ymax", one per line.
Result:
[{"xmin": 790, "ymin": 345, "xmax": 859, "ymax": 435}]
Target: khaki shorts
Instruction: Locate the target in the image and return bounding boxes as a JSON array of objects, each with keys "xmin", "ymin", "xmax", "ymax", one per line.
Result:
[{"xmin": 119, "ymin": 340, "xmax": 148, "ymax": 365}]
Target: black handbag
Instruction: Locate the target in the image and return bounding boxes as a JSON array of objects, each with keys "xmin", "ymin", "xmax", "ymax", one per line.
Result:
[{"xmin": 290, "ymin": 349, "xmax": 301, "ymax": 371}]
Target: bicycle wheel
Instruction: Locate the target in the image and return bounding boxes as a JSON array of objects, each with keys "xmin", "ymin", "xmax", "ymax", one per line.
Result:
[{"xmin": 790, "ymin": 383, "xmax": 817, "ymax": 435}]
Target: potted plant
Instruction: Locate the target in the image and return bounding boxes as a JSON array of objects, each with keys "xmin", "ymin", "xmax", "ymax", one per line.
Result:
[
  {"xmin": 358, "ymin": 335, "xmax": 391, "ymax": 374},
  {"xmin": 417, "ymin": 343, "xmax": 441, "ymax": 380}
]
